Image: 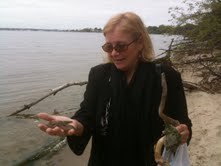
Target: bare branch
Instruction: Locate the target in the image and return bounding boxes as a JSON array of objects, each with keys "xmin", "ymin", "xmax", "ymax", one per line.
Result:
[
  {"xmin": 154, "ymin": 38, "xmax": 174, "ymax": 65},
  {"xmin": 198, "ymin": 58, "xmax": 221, "ymax": 78},
  {"xmin": 182, "ymin": 81, "xmax": 214, "ymax": 93},
  {"xmin": 9, "ymin": 81, "xmax": 87, "ymax": 116}
]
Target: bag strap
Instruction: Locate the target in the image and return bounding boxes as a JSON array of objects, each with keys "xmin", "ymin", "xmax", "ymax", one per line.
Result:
[{"xmin": 155, "ymin": 63, "xmax": 162, "ymax": 75}]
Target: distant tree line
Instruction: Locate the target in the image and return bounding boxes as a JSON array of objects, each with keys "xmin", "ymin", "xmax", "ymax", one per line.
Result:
[
  {"xmin": 0, "ymin": 27, "xmax": 103, "ymax": 33},
  {"xmin": 147, "ymin": 24, "xmax": 196, "ymax": 35},
  {"xmin": 72, "ymin": 27, "xmax": 102, "ymax": 32},
  {"xmin": 70, "ymin": 26, "xmax": 197, "ymax": 34},
  {"xmin": 0, "ymin": 26, "xmax": 197, "ymax": 35}
]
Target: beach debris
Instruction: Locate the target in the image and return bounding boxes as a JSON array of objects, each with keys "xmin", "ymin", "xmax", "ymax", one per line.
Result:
[
  {"xmin": 154, "ymin": 38, "xmax": 221, "ymax": 94},
  {"xmin": 14, "ymin": 137, "xmax": 66, "ymax": 165},
  {"xmin": 8, "ymin": 81, "xmax": 87, "ymax": 116}
]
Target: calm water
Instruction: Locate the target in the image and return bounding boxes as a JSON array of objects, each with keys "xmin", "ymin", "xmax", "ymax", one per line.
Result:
[{"xmin": 0, "ymin": 31, "xmax": 176, "ymax": 165}]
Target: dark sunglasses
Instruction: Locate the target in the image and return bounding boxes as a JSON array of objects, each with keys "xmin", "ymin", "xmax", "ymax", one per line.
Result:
[{"xmin": 102, "ymin": 37, "xmax": 139, "ymax": 53}]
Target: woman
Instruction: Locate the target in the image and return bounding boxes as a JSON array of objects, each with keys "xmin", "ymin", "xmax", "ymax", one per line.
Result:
[{"xmin": 37, "ymin": 12, "xmax": 192, "ymax": 166}]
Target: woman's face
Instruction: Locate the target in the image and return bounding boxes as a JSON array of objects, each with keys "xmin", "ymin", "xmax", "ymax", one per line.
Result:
[{"xmin": 104, "ymin": 26, "xmax": 143, "ymax": 72}]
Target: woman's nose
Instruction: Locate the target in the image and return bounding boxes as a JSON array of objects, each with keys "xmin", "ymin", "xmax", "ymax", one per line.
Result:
[{"xmin": 110, "ymin": 49, "xmax": 120, "ymax": 56}]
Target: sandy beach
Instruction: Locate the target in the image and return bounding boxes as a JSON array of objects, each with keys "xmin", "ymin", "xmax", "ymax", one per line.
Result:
[
  {"xmin": 187, "ymin": 91, "xmax": 221, "ymax": 166},
  {"xmin": 41, "ymin": 68, "xmax": 221, "ymax": 166}
]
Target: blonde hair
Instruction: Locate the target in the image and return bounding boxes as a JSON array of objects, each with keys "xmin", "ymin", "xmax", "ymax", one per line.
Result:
[{"xmin": 103, "ymin": 12, "xmax": 154, "ymax": 61}]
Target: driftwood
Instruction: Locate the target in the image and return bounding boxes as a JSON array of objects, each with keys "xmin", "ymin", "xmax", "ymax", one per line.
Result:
[
  {"xmin": 182, "ymin": 81, "xmax": 214, "ymax": 93},
  {"xmin": 9, "ymin": 81, "xmax": 87, "ymax": 116},
  {"xmin": 14, "ymin": 137, "xmax": 66, "ymax": 165},
  {"xmin": 198, "ymin": 59, "xmax": 221, "ymax": 78},
  {"xmin": 154, "ymin": 38, "xmax": 221, "ymax": 94},
  {"xmin": 154, "ymin": 73, "xmax": 181, "ymax": 165},
  {"xmin": 174, "ymin": 57, "xmax": 221, "ymax": 65},
  {"xmin": 159, "ymin": 73, "xmax": 180, "ymax": 126},
  {"xmin": 154, "ymin": 38, "xmax": 174, "ymax": 66}
]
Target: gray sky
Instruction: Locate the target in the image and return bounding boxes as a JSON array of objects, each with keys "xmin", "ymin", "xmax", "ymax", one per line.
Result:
[{"xmin": 0, "ymin": 0, "xmax": 182, "ymax": 29}]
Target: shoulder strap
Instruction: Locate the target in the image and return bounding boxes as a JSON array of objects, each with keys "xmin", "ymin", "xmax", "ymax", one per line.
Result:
[{"xmin": 155, "ymin": 63, "xmax": 162, "ymax": 75}]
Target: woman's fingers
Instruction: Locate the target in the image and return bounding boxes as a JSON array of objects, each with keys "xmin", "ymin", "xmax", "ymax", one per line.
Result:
[
  {"xmin": 37, "ymin": 113, "xmax": 76, "ymax": 136},
  {"xmin": 38, "ymin": 112, "xmax": 73, "ymax": 122},
  {"xmin": 37, "ymin": 112, "xmax": 55, "ymax": 121},
  {"xmin": 37, "ymin": 113, "xmax": 63, "ymax": 136},
  {"xmin": 37, "ymin": 113, "xmax": 84, "ymax": 137},
  {"xmin": 45, "ymin": 127, "xmax": 65, "ymax": 136},
  {"xmin": 38, "ymin": 123, "xmax": 48, "ymax": 132},
  {"xmin": 47, "ymin": 127, "xmax": 77, "ymax": 136},
  {"xmin": 67, "ymin": 129, "xmax": 78, "ymax": 136},
  {"xmin": 176, "ymin": 124, "xmax": 189, "ymax": 143}
]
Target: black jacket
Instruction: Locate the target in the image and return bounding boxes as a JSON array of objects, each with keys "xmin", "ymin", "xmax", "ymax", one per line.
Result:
[{"xmin": 67, "ymin": 61, "xmax": 192, "ymax": 166}]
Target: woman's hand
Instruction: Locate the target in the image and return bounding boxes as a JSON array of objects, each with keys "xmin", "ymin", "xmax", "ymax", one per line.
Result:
[
  {"xmin": 176, "ymin": 124, "xmax": 190, "ymax": 144},
  {"xmin": 37, "ymin": 113, "xmax": 84, "ymax": 137}
]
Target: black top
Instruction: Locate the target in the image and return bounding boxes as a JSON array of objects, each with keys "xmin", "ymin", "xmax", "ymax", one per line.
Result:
[{"xmin": 67, "ymin": 61, "xmax": 192, "ymax": 166}]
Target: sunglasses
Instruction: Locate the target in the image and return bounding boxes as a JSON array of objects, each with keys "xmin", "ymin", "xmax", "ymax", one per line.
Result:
[{"xmin": 102, "ymin": 37, "xmax": 139, "ymax": 53}]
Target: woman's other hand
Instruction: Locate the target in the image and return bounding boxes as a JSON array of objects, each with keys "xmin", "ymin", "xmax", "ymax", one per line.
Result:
[
  {"xmin": 176, "ymin": 124, "xmax": 190, "ymax": 144},
  {"xmin": 37, "ymin": 112, "xmax": 84, "ymax": 137}
]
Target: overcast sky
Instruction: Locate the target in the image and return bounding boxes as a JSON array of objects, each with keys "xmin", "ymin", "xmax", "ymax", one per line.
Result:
[{"xmin": 0, "ymin": 0, "xmax": 183, "ymax": 29}]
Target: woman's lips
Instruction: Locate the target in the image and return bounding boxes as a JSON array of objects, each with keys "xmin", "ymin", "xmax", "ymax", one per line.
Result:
[{"xmin": 114, "ymin": 58, "xmax": 125, "ymax": 62}]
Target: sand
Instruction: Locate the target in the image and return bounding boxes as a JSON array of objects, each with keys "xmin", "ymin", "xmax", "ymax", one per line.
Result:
[{"xmin": 187, "ymin": 91, "xmax": 221, "ymax": 166}]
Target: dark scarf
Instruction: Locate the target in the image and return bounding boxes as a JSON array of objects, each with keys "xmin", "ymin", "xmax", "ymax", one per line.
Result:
[{"xmin": 103, "ymin": 61, "xmax": 162, "ymax": 166}]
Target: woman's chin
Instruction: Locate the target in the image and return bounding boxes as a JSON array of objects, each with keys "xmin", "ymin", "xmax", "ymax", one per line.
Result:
[{"xmin": 114, "ymin": 63, "xmax": 127, "ymax": 71}]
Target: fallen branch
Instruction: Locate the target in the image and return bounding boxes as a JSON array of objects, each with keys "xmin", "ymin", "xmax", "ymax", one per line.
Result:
[
  {"xmin": 174, "ymin": 57, "xmax": 221, "ymax": 65},
  {"xmin": 14, "ymin": 137, "xmax": 66, "ymax": 165},
  {"xmin": 198, "ymin": 59, "xmax": 221, "ymax": 78},
  {"xmin": 154, "ymin": 73, "xmax": 180, "ymax": 165},
  {"xmin": 154, "ymin": 38, "xmax": 174, "ymax": 65},
  {"xmin": 182, "ymin": 81, "xmax": 214, "ymax": 93},
  {"xmin": 9, "ymin": 81, "xmax": 87, "ymax": 116}
]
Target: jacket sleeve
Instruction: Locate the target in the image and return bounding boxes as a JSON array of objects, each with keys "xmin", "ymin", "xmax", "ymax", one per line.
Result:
[
  {"xmin": 163, "ymin": 65, "xmax": 192, "ymax": 144},
  {"xmin": 67, "ymin": 67, "xmax": 98, "ymax": 155}
]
